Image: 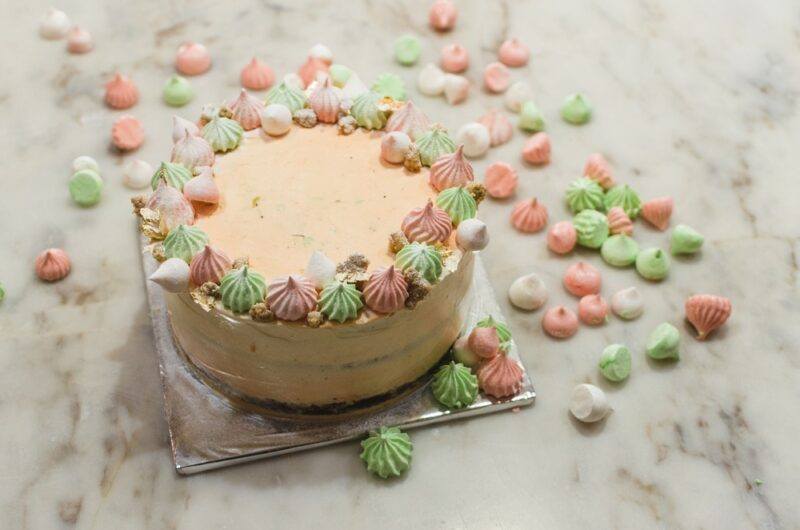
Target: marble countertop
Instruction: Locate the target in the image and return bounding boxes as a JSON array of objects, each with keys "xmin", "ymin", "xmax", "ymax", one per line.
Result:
[{"xmin": 2, "ymin": 0, "xmax": 798, "ymax": 528}]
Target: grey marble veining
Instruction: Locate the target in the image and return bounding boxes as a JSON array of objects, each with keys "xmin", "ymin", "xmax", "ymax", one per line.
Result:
[{"xmin": 1, "ymin": 0, "xmax": 798, "ymax": 528}]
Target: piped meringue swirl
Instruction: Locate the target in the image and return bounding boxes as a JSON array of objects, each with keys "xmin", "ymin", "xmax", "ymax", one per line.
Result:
[{"xmin": 401, "ymin": 200, "xmax": 453, "ymax": 244}]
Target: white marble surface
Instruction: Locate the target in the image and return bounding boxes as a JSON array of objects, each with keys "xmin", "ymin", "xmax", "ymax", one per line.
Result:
[{"xmin": 1, "ymin": 0, "xmax": 799, "ymax": 528}]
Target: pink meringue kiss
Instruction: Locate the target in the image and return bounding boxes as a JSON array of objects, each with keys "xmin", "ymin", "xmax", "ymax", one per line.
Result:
[
  {"xmin": 468, "ymin": 326, "xmax": 500, "ymax": 359},
  {"xmin": 35, "ymin": 248, "xmax": 71, "ymax": 282},
  {"xmin": 498, "ymin": 38, "xmax": 530, "ymax": 67},
  {"xmin": 66, "ymin": 26, "xmax": 93, "ymax": 54},
  {"xmin": 429, "ymin": 145, "xmax": 474, "ymax": 191},
  {"xmin": 171, "ymin": 130, "xmax": 214, "ymax": 168},
  {"xmin": 228, "ymin": 88, "xmax": 264, "ymax": 131},
  {"xmin": 477, "ymin": 109, "xmax": 513, "ymax": 147},
  {"xmin": 363, "ymin": 266, "xmax": 409, "ymax": 314},
  {"xmin": 189, "ymin": 245, "xmax": 232, "ymax": 286},
  {"xmin": 563, "ymin": 262, "xmax": 602, "ymax": 297},
  {"xmin": 309, "ymin": 77, "xmax": 341, "ymax": 124},
  {"xmin": 440, "ymin": 44, "xmax": 469, "ymax": 73},
  {"xmin": 584, "ymin": 153, "xmax": 615, "ymax": 190},
  {"xmin": 542, "ymin": 306, "xmax": 579, "ymax": 339},
  {"xmin": 429, "ymin": 0, "xmax": 458, "ymax": 31},
  {"xmin": 511, "ymin": 198, "xmax": 548, "ymax": 233},
  {"xmin": 484, "ymin": 162, "xmax": 518, "ymax": 199},
  {"xmin": 685, "ymin": 294, "xmax": 732, "ymax": 340},
  {"xmin": 547, "ymin": 221, "xmax": 577, "ymax": 254},
  {"xmin": 477, "ymin": 354, "xmax": 524, "ymax": 398},
  {"xmin": 183, "ymin": 172, "xmax": 219, "ymax": 205},
  {"xmin": 483, "ymin": 62, "xmax": 511, "ymax": 93},
  {"xmin": 104, "ymin": 73, "xmax": 139, "ymax": 110},
  {"xmin": 607, "ymin": 207, "xmax": 633, "ymax": 236},
  {"xmin": 641, "ymin": 196, "xmax": 674, "ymax": 231},
  {"xmin": 111, "ymin": 115, "xmax": 144, "ymax": 151},
  {"xmin": 175, "ymin": 42, "xmax": 211, "ymax": 76},
  {"xmin": 522, "ymin": 132, "xmax": 551, "ymax": 165},
  {"xmin": 578, "ymin": 294, "xmax": 609, "ymax": 326},
  {"xmin": 147, "ymin": 181, "xmax": 195, "ymax": 230},
  {"xmin": 385, "ymin": 100, "xmax": 431, "ymax": 140},
  {"xmin": 267, "ymin": 275, "xmax": 318, "ymax": 321},
  {"xmin": 401, "ymin": 200, "xmax": 453, "ymax": 244},
  {"xmin": 240, "ymin": 57, "xmax": 275, "ymax": 90},
  {"xmin": 298, "ymin": 56, "xmax": 329, "ymax": 87}
]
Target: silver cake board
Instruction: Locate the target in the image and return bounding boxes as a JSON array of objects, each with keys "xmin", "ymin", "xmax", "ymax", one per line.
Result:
[{"xmin": 141, "ymin": 247, "xmax": 536, "ymax": 475}]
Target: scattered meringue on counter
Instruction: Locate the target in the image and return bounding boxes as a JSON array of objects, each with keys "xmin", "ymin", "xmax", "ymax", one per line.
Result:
[
  {"xmin": 440, "ymin": 43, "xmax": 469, "ymax": 73},
  {"xmin": 417, "ymin": 63, "xmax": 447, "ymax": 96},
  {"xmin": 66, "ymin": 26, "xmax": 93, "ymax": 54},
  {"xmin": 606, "ymin": 207, "xmax": 633, "ymax": 236},
  {"xmin": 685, "ymin": 294, "xmax": 731, "ymax": 340},
  {"xmin": 429, "ymin": 0, "xmax": 458, "ymax": 31},
  {"xmin": 584, "ymin": 153, "xmax": 615, "ymax": 189},
  {"xmin": 477, "ymin": 109, "xmax": 513, "ymax": 147},
  {"xmin": 610, "ymin": 286, "xmax": 644, "ymax": 320},
  {"xmin": 468, "ymin": 326, "xmax": 500, "ymax": 359},
  {"xmin": 240, "ymin": 57, "xmax": 275, "ymax": 90},
  {"xmin": 163, "ymin": 75, "xmax": 194, "ymax": 107},
  {"xmin": 570, "ymin": 384, "xmax": 610, "ymax": 423},
  {"xmin": 563, "ymin": 262, "xmax": 602, "ymax": 297},
  {"xmin": 104, "ymin": 73, "xmax": 139, "ymax": 110},
  {"xmin": 455, "ymin": 218, "xmax": 489, "ymax": 251},
  {"xmin": 498, "ymin": 38, "xmax": 530, "ymax": 67},
  {"xmin": 308, "ymin": 43, "xmax": 333, "ymax": 64},
  {"xmin": 122, "ymin": 159, "xmax": 153, "ymax": 190},
  {"xmin": 504, "ymin": 81, "xmax": 533, "ymax": 113},
  {"xmin": 641, "ymin": 196, "xmax": 674, "ymax": 231},
  {"xmin": 635, "ymin": 247, "xmax": 670, "ymax": 281},
  {"xmin": 542, "ymin": 306, "xmax": 579, "ymax": 339},
  {"xmin": 521, "ymin": 132, "xmax": 550, "ymax": 165},
  {"xmin": 508, "ymin": 273, "xmax": 548, "ymax": 311},
  {"xmin": 149, "ymin": 258, "xmax": 190, "ymax": 293},
  {"xmin": 175, "ymin": 42, "xmax": 211, "ymax": 76},
  {"xmin": 71, "ymin": 155, "xmax": 99, "ymax": 174},
  {"xmin": 561, "ymin": 93, "xmax": 592, "ymax": 124},
  {"xmin": 483, "ymin": 62, "xmax": 511, "ymax": 93},
  {"xmin": 511, "ymin": 198, "xmax": 548, "ymax": 233},
  {"xmin": 394, "ymin": 34, "xmax": 422, "ymax": 66},
  {"xmin": 578, "ymin": 294, "xmax": 609, "ymax": 325},
  {"xmin": 456, "ymin": 122, "xmax": 490, "ymax": 157},
  {"xmin": 35, "ymin": 248, "xmax": 71, "ymax": 282},
  {"xmin": 670, "ymin": 224, "xmax": 704, "ymax": 255},
  {"xmin": 443, "ymin": 74, "xmax": 469, "ymax": 104},
  {"xmin": 646, "ymin": 323, "xmax": 681, "ymax": 360},
  {"xmin": 484, "ymin": 161, "xmax": 518, "ymax": 199},
  {"xmin": 69, "ymin": 169, "xmax": 102, "ymax": 207},
  {"xmin": 598, "ymin": 344, "xmax": 631, "ymax": 382},
  {"xmin": 111, "ymin": 115, "xmax": 144, "ymax": 151},
  {"xmin": 39, "ymin": 8, "xmax": 71, "ymax": 39},
  {"xmin": 547, "ymin": 221, "xmax": 577, "ymax": 255}
]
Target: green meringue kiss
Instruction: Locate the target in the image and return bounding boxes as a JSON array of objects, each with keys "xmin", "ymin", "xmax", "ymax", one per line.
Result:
[
  {"xmin": 394, "ymin": 34, "xmax": 422, "ymax": 66},
  {"xmin": 69, "ymin": 169, "xmax": 103, "ymax": 207},
  {"xmin": 601, "ymin": 234, "xmax": 639, "ymax": 267},
  {"xmin": 319, "ymin": 280, "xmax": 363, "ymax": 323},
  {"xmin": 670, "ymin": 224, "xmax": 704, "ymax": 255},
  {"xmin": 151, "ymin": 161, "xmax": 192, "ymax": 190},
  {"xmin": 436, "ymin": 186, "xmax": 476, "ymax": 225},
  {"xmin": 432, "ymin": 361, "xmax": 478, "ymax": 409},
  {"xmin": 598, "ymin": 344, "xmax": 631, "ymax": 382},
  {"xmin": 351, "ymin": 91, "xmax": 387, "ymax": 130},
  {"xmin": 202, "ymin": 115, "xmax": 244, "ymax": 153},
  {"xmin": 395, "ymin": 242, "xmax": 443, "ymax": 283},
  {"xmin": 163, "ymin": 75, "xmax": 195, "ymax": 107},
  {"xmin": 371, "ymin": 73, "xmax": 406, "ymax": 101},
  {"xmin": 220, "ymin": 266, "xmax": 267, "ymax": 313},
  {"xmin": 561, "ymin": 93, "xmax": 592, "ymax": 124},
  {"xmin": 573, "ymin": 209, "xmax": 609, "ymax": 249},
  {"xmin": 265, "ymin": 81, "xmax": 307, "ymax": 114},
  {"xmin": 646, "ymin": 323, "xmax": 680, "ymax": 360},
  {"xmin": 329, "ymin": 64, "xmax": 352, "ymax": 88},
  {"xmin": 566, "ymin": 177, "xmax": 605, "ymax": 213},
  {"xmin": 163, "ymin": 224, "xmax": 209, "ymax": 262},
  {"xmin": 518, "ymin": 101, "xmax": 546, "ymax": 132},
  {"xmin": 604, "ymin": 185, "xmax": 642, "ymax": 218},
  {"xmin": 360, "ymin": 426, "xmax": 412, "ymax": 479},
  {"xmin": 415, "ymin": 125, "xmax": 456, "ymax": 166},
  {"xmin": 635, "ymin": 247, "xmax": 670, "ymax": 281}
]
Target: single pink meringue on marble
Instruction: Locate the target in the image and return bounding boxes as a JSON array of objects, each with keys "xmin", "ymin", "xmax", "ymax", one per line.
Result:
[
  {"xmin": 522, "ymin": 132, "xmax": 551, "ymax": 165},
  {"xmin": 477, "ymin": 353, "xmax": 524, "ymax": 399},
  {"xmin": 267, "ymin": 275, "xmax": 318, "ymax": 321},
  {"xmin": 429, "ymin": 0, "xmax": 458, "ymax": 31},
  {"xmin": 477, "ymin": 109, "xmax": 513, "ymax": 147},
  {"xmin": 440, "ymin": 44, "xmax": 469, "ymax": 73},
  {"xmin": 584, "ymin": 153, "xmax": 615, "ymax": 189},
  {"xmin": 228, "ymin": 88, "xmax": 264, "ymax": 131},
  {"xmin": 401, "ymin": 200, "xmax": 453, "ymax": 244},
  {"xmin": 189, "ymin": 245, "xmax": 232, "ymax": 285},
  {"xmin": 111, "ymin": 115, "xmax": 144, "ymax": 151},
  {"xmin": 309, "ymin": 77, "xmax": 341, "ymax": 124},
  {"xmin": 363, "ymin": 266, "xmax": 409, "ymax": 314},
  {"xmin": 542, "ymin": 306, "xmax": 579, "ymax": 339},
  {"xmin": 547, "ymin": 221, "xmax": 577, "ymax": 255},
  {"xmin": 484, "ymin": 162, "xmax": 518, "ymax": 199},
  {"xmin": 511, "ymin": 198, "xmax": 548, "ymax": 233},
  {"xmin": 171, "ymin": 130, "xmax": 214, "ymax": 168},
  {"xmin": 498, "ymin": 38, "xmax": 530, "ymax": 67},
  {"xmin": 104, "ymin": 73, "xmax": 139, "ymax": 110},
  {"xmin": 685, "ymin": 294, "xmax": 732, "ymax": 340},
  {"xmin": 578, "ymin": 294, "xmax": 609, "ymax": 326},
  {"xmin": 66, "ymin": 26, "xmax": 93, "ymax": 54},
  {"xmin": 483, "ymin": 62, "xmax": 511, "ymax": 93},
  {"xmin": 297, "ymin": 56, "xmax": 329, "ymax": 87},
  {"xmin": 175, "ymin": 42, "xmax": 211, "ymax": 76},
  {"xmin": 35, "ymin": 248, "xmax": 71, "ymax": 282},
  {"xmin": 240, "ymin": 57, "xmax": 275, "ymax": 90},
  {"xmin": 146, "ymin": 181, "xmax": 195, "ymax": 230},
  {"xmin": 172, "ymin": 115, "xmax": 200, "ymax": 143},
  {"xmin": 607, "ymin": 207, "xmax": 633, "ymax": 236},
  {"xmin": 563, "ymin": 262, "xmax": 602, "ymax": 297},
  {"xmin": 183, "ymin": 172, "xmax": 219, "ymax": 205},
  {"xmin": 641, "ymin": 196, "xmax": 674, "ymax": 231},
  {"xmin": 385, "ymin": 100, "xmax": 431, "ymax": 140},
  {"xmin": 468, "ymin": 326, "xmax": 500, "ymax": 360},
  {"xmin": 429, "ymin": 145, "xmax": 474, "ymax": 191}
]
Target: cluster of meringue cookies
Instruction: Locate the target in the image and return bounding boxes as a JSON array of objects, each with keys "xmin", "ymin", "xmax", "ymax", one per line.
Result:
[{"xmin": 39, "ymin": 8, "xmax": 93, "ymax": 54}]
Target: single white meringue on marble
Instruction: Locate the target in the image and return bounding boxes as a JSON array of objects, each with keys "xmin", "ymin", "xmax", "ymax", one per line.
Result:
[
  {"xmin": 508, "ymin": 273, "xmax": 548, "ymax": 311},
  {"xmin": 381, "ymin": 131, "xmax": 412, "ymax": 164},
  {"xmin": 611, "ymin": 286, "xmax": 644, "ymax": 320},
  {"xmin": 172, "ymin": 116, "xmax": 200, "ymax": 143},
  {"xmin": 283, "ymin": 72, "xmax": 305, "ymax": 91},
  {"xmin": 417, "ymin": 63, "xmax": 446, "ymax": 96},
  {"xmin": 443, "ymin": 74, "xmax": 469, "ymax": 105},
  {"xmin": 570, "ymin": 384, "xmax": 610, "ymax": 423},
  {"xmin": 504, "ymin": 81, "xmax": 533, "ymax": 113},
  {"xmin": 149, "ymin": 258, "xmax": 190, "ymax": 293},
  {"xmin": 122, "ymin": 159, "xmax": 153, "ymax": 189},
  {"xmin": 39, "ymin": 8, "xmax": 71, "ymax": 39},
  {"xmin": 260, "ymin": 104, "xmax": 293, "ymax": 136},
  {"xmin": 308, "ymin": 43, "xmax": 333, "ymax": 64},
  {"xmin": 306, "ymin": 250, "xmax": 336, "ymax": 289},
  {"xmin": 456, "ymin": 218, "xmax": 489, "ymax": 251},
  {"xmin": 342, "ymin": 73, "xmax": 368, "ymax": 100},
  {"xmin": 71, "ymin": 155, "xmax": 99, "ymax": 174},
  {"xmin": 456, "ymin": 122, "xmax": 491, "ymax": 158}
]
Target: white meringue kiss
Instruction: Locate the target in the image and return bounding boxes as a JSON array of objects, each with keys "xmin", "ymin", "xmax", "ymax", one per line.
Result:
[
  {"xmin": 172, "ymin": 115, "xmax": 200, "ymax": 143},
  {"xmin": 149, "ymin": 258, "xmax": 190, "ymax": 293},
  {"xmin": 417, "ymin": 63, "xmax": 446, "ymax": 96},
  {"xmin": 381, "ymin": 131, "xmax": 412, "ymax": 164},
  {"xmin": 443, "ymin": 74, "xmax": 469, "ymax": 105},
  {"xmin": 260, "ymin": 104, "xmax": 293, "ymax": 136},
  {"xmin": 122, "ymin": 159, "xmax": 153, "ymax": 189},
  {"xmin": 39, "ymin": 8, "xmax": 71, "ymax": 39},
  {"xmin": 504, "ymin": 81, "xmax": 533, "ymax": 113},
  {"xmin": 306, "ymin": 250, "xmax": 336, "ymax": 289},
  {"xmin": 611, "ymin": 286, "xmax": 644, "ymax": 320},
  {"xmin": 455, "ymin": 218, "xmax": 489, "ymax": 251},
  {"xmin": 508, "ymin": 273, "xmax": 548, "ymax": 311},
  {"xmin": 456, "ymin": 122, "xmax": 490, "ymax": 158},
  {"xmin": 570, "ymin": 384, "xmax": 610, "ymax": 423}
]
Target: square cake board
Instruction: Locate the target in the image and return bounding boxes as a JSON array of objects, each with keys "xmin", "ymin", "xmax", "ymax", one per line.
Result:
[{"xmin": 141, "ymin": 245, "xmax": 536, "ymax": 475}]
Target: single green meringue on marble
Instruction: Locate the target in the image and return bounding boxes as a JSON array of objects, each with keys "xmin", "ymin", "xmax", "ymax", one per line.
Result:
[
  {"xmin": 328, "ymin": 63, "xmax": 352, "ymax": 88},
  {"xmin": 599, "ymin": 344, "xmax": 631, "ymax": 382},
  {"xmin": 360, "ymin": 426, "xmax": 412, "ymax": 479},
  {"xmin": 476, "ymin": 315, "xmax": 512, "ymax": 348},
  {"xmin": 220, "ymin": 266, "xmax": 267, "ymax": 314},
  {"xmin": 394, "ymin": 34, "xmax": 422, "ymax": 66},
  {"xmin": 561, "ymin": 93, "xmax": 592, "ymax": 124},
  {"xmin": 432, "ymin": 361, "xmax": 478, "ymax": 409},
  {"xmin": 371, "ymin": 73, "xmax": 406, "ymax": 101},
  {"xmin": 350, "ymin": 91, "xmax": 387, "ymax": 130},
  {"xmin": 163, "ymin": 75, "xmax": 194, "ymax": 107},
  {"xmin": 415, "ymin": 124, "xmax": 456, "ymax": 166},
  {"xmin": 395, "ymin": 242, "xmax": 443, "ymax": 283},
  {"xmin": 518, "ymin": 101, "xmax": 546, "ymax": 132},
  {"xmin": 604, "ymin": 184, "xmax": 642, "ymax": 218},
  {"xmin": 202, "ymin": 116, "xmax": 244, "ymax": 153},
  {"xmin": 319, "ymin": 280, "xmax": 363, "ymax": 323},
  {"xmin": 0, "ymin": 282, "xmax": 5, "ymax": 302},
  {"xmin": 163, "ymin": 224, "xmax": 209, "ymax": 262},
  {"xmin": 436, "ymin": 186, "xmax": 476, "ymax": 225},
  {"xmin": 670, "ymin": 224, "xmax": 704, "ymax": 255},
  {"xmin": 573, "ymin": 209, "xmax": 609, "ymax": 249},
  {"xmin": 69, "ymin": 169, "xmax": 103, "ymax": 207},
  {"xmin": 646, "ymin": 323, "xmax": 680, "ymax": 360},
  {"xmin": 635, "ymin": 247, "xmax": 670, "ymax": 281},
  {"xmin": 150, "ymin": 161, "xmax": 192, "ymax": 190},
  {"xmin": 601, "ymin": 234, "xmax": 639, "ymax": 267},
  {"xmin": 265, "ymin": 81, "xmax": 307, "ymax": 114},
  {"xmin": 566, "ymin": 177, "xmax": 605, "ymax": 213}
]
